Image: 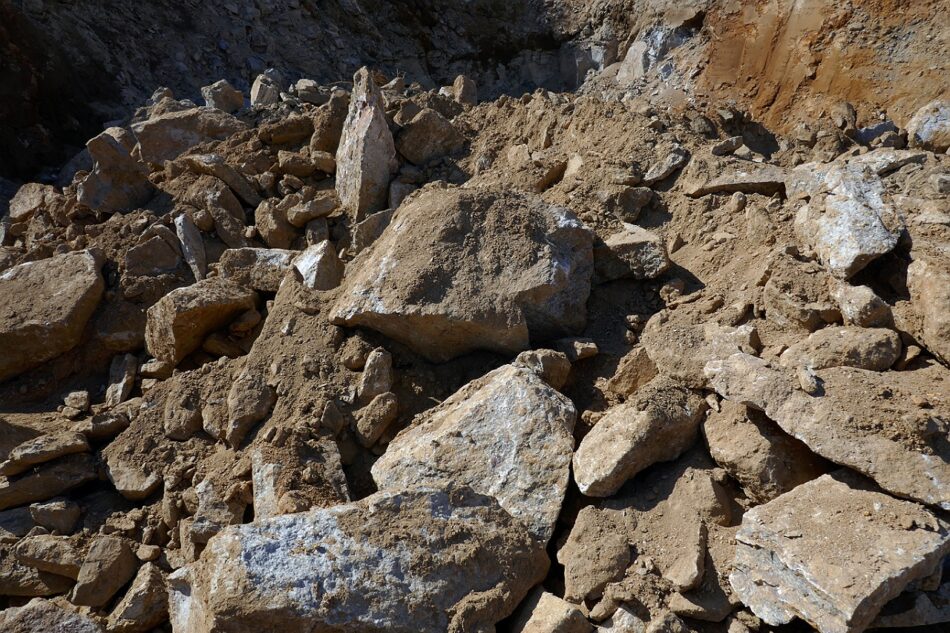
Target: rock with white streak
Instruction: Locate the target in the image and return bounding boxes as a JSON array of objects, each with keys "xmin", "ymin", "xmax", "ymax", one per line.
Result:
[
  {"xmin": 292, "ymin": 240, "xmax": 343, "ymax": 290},
  {"xmin": 373, "ymin": 364, "xmax": 576, "ymax": 542},
  {"xmin": 331, "ymin": 186, "xmax": 593, "ymax": 362},
  {"xmin": 731, "ymin": 474, "xmax": 950, "ymax": 633},
  {"xmin": 705, "ymin": 353, "xmax": 950, "ymax": 509},
  {"xmin": 0, "ymin": 599, "xmax": 103, "ymax": 633},
  {"xmin": 218, "ymin": 247, "xmax": 294, "ymax": 292},
  {"xmin": 335, "ymin": 67, "xmax": 397, "ymax": 221},
  {"xmin": 573, "ymin": 377, "xmax": 707, "ymax": 497},
  {"xmin": 905, "ymin": 99, "xmax": 950, "ymax": 152},
  {"xmin": 169, "ymin": 487, "xmax": 548, "ymax": 633}
]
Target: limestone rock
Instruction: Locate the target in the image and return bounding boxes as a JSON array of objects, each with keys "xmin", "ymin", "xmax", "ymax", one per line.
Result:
[
  {"xmin": 250, "ymin": 71, "xmax": 282, "ymax": 106},
  {"xmin": 905, "ymin": 99, "xmax": 950, "ymax": 152},
  {"xmin": 703, "ymin": 401, "xmax": 828, "ymax": 503},
  {"xmin": 292, "ymin": 240, "xmax": 343, "ymax": 290},
  {"xmin": 0, "ymin": 432, "xmax": 89, "ymax": 476},
  {"xmin": 643, "ymin": 147, "xmax": 688, "ymax": 185},
  {"xmin": 512, "ymin": 589, "xmax": 593, "ymax": 633},
  {"xmin": 731, "ymin": 474, "xmax": 950, "ymax": 633},
  {"xmin": 102, "ymin": 449, "xmax": 162, "ymax": 501},
  {"xmin": 71, "ymin": 536, "xmax": 138, "ymax": 607},
  {"xmin": 705, "ymin": 353, "xmax": 950, "ymax": 509},
  {"xmin": 558, "ymin": 506, "xmax": 630, "ymax": 603},
  {"xmin": 453, "ymin": 75, "xmax": 477, "ymax": 106},
  {"xmin": 331, "ymin": 186, "xmax": 594, "ymax": 362},
  {"xmin": 573, "ymin": 377, "xmax": 707, "ymax": 497},
  {"xmin": 190, "ymin": 479, "xmax": 244, "ymax": 544},
  {"xmin": 373, "ymin": 364, "xmax": 576, "ymax": 542},
  {"xmin": 77, "ymin": 129, "xmax": 154, "ymax": 213},
  {"xmin": 0, "ymin": 599, "xmax": 103, "ymax": 633},
  {"xmin": 175, "ymin": 212, "xmax": 207, "ymax": 281},
  {"xmin": 125, "ymin": 235, "xmax": 180, "ymax": 277},
  {"xmin": 0, "ymin": 454, "xmax": 98, "ymax": 511},
  {"xmin": 13, "ymin": 534, "xmax": 82, "ymax": 579},
  {"xmin": 396, "ymin": 108, "xmax": 465, "ymax": 165},
  {"xmin": 0, "ymin": 250, "xmax": 104, "ymax": 383},
  {"xmin": 355, "ymin": 391, "xmax": 398, "ymax": 447},
  {"xmin": 184, "ymin": 153, "xmax": 261, "ymax": 207},
  {"xmin": 107, "ymin": 562, "xmax": 167, "ymax": 633},
  {"xmin": 605, "ymin": 346, "xmax": 658, "ymax": 397},
  {"xmin": 778, "ymin": 326, "xmax": 901, "ymax": 371},
  {"xmin": 831, "ymin": 282, "xmax": 892, "ymax": 327},
  {"xmin": 183, "ymin": 175, "xmax": 249, "ymax": 248},
  {"xmin": 201, "ymin": 79, "xmax": 244, "ymax": 113},
  {"xmin": 335, "ymin": 67, "xmax": 397, "ymax": 221},
  {"xmin": 683, "ymin": 157, "xmax": 786, "ymax": 197},
  {"xmin": 144, "ymin": 277, "xmax": 257, "ymax": 365},
  {"xmin": 254, "ymin": 199, "xmax": 298, "ymax": 249},
  {"xmin": 9, "ymin": 182, "xmax": 57, "ymax": 227},
  {"xmin": 0, "ymin": 546, "xmax": 75, "ymax": 596},
  {"xmin": 30, "ymin": 499, "xmax": 81, "ymax": 534},
  {"xmin": 105, "ymin": 353, "xmax": 137, "ymax": 407},
  {"xmin": 132, "ymin": 107, "xmax": 247, "ymax": 165},
  {"xmin": 594, "ymin": 225, "xmax": 670, "ymax": 281},
  {"xmin": 225, "ymin": 369, "xmax": 276, "ymax": 447},
  {"xmin": 218, "ymin": 247, "xmax": 294, "ymax": 292},
  {"xmin": 906, "ymin": 252, "xmax": 950, "ymax": 364},
  {"xmin": 169, "ymin": 487, "xmax": 548, "ymax": 632},
  {"xmin": 514, "ymin": 348, "xmax": 572, "ymax": 391}
]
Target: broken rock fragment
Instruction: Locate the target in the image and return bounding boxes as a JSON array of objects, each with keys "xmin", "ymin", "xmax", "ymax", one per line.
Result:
[
  {"xmin": 218, "ymin": 247, "xmax": 294, "ymax": 292},
  {"xmin": 169, "ymin": 487, "xmax": 548, "ymax": 632},
  {"xmin": 0, "ymin": 432, "xmax": 89, "ymax": 476},
  {"xmin": 0, "ymin": 598, "xmax": 103, "ymax": 633},
  {"xmin": 513, "ymin": 589, "xmax": 593, "ymax": 633},
  {"xmin": 594, "ymin": 224, "xmax": 670, "ymax": 281},
  {"xmin": 201, "ymin": 79, "xmax": 244, "ymax": 113},
  {"xmin": 373, "ymin": 364, "xmax": 576, "ymax": 542},
  {"xmin": 331, "ymin": 186, "xmax": 593, "ymax": 362},
  {"xmin": 71, "ymin": 536, "xmax": 138, "ymax": 607},
  {"xmin": 132, "ymin": 107, "xmax": 247, "ymax": 165},
  {"xmin": 107, "ymin": 562, "xmax": 168, "ymax": 633},
  {"xmin": 778, "ymin": 326, "xmax": 901, "ymax": 371},
  {"xmin": 731, "ymin": 474, "xmax": 950, "ymax": 633},
  {"xmin": 396, "ymin": 108, "xmax": 465, "ymax": 165},
  {"xmin": 0, "ymin": 454, "xmax": 98, "ymax": 511}
]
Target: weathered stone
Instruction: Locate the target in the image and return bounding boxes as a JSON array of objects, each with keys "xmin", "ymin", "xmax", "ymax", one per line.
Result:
[
  {"xmin": 254, "ymin": 199, "xmax": 298, "ymax": 249},
  {"xmin": 286, "ymin": 189, "xmax": 339, "ymax": 227},
  {"xmin": 453, "ymin": 75, "xmax": 477, "ymax": 106},
  {"xmin": 184, "ymin": 175, "xmax": 249, "ymax": 248},
  {"xmin": 0, "ymin": 598, "xmax": 103, "ymax": 633},
  {"xmin": 293, "ymin": 240, "xmax": 343, "ymax": 290},
  {"xmin": 218, "ymin": 247, "xmax": 294, "ymax": 292},
  {"xmin": 9, "ymin": 182, "xmax": 58, "ymax": 226},
  {"xmin": 605, "ymin": 346, "xmax": 658, "ymax": 397},
  {"xmin": 594, "ymin": 225, "xmax": 670, "ymax": 281},
  {"xmin": 906, "ymin": 252, "xmax": 950, "ymax": 364},
  {"xmin": 64, "ymin": 390, "xmax": 90, "ymax": 412},
  {"xmin": 190, "ymin": 479, "xmax": 244, "ymax": 544},
  {"xmin": 779, "ymin": 326, "xmax": 901, "ymax": 371},
  {"xmin": 144, "ymin": 277, "xmax": 257, "ymax": 365},
  {"xmin": 512, "ymin": 589, "xmax": 593, "ymax": 633},
  {"xmin": 335, "ymin": 67, "xmax": 397, "ymax": 221},
  {"xmin": 705, "ymin": 353, "xmax": 950, "ymax": 509},
  {"xmin": 905, "ymin": 99, "xmax": 950, "ymax": 152},
  {"xmin": 711, "ymin": 136, "xmax": 744, "ymax": 156},
  {"xmin": 13, "ymin": 534, "xmax": 82, "ymax": 578},
  {"xmin": 0, "ymin": 432, "xmax": 89, "ymax": 476},
  {"xmin": 331, "ymin": 186, "xmax": 593, "ymax": 362},
  {"xmin": 169, "ymin": 487, "xmax": 548, "ymax": 632},
  {"xmin": 788, "ymin": 162, "xmax": 903, "ymax": 279},
  {"xmin": 643, "ymin": 147, "xmax": 688, "ymax": 185},
  {"xmin": 71, "ymin": 536, "xmax": 138, "ymax": 607},
  {"xmin": 184, "ymin": 153, "xmax": 261, "ymax": 207},
  {"xmin": 558, "ymin": 506, "xmax": 630, "ymax": 603},
  {"xmin": 831, "ymin": 281, "xmax": 892, "ymax": 327},
  {"xmin": 396, "ymin": 108, "xmax": 465, "ymax": 165},
  {"xmin": 355, "ymin": 391, "xmax": 398, "ymax": 447},
  {"xmin": 682, "ymin": 157, "xmax": 786, "ymax": 197},
  {"xmin": 0, "ymin": 507, "xmax": 33, "ymax": 539},
  {"xmin": 761, "ymin": 251, "xmax": 839, "ymax": 332},
  {"xmin": 77, "ymin": 129, "xmax": 154, "ymax": 213},
  {"xmin": 201, "ymin": 79, "xmax": 244, "ymax": 113},
  {"xmin": 102, "ymin": 448, "xmax": 162, "ymax": 501},
  {"xmin": 294, "ymin": 78, "xmax": 330, "ymax": 105},
  {"xmin": 0, "ymin": 250, "xmax": 104, "ymax": 382},
  {"xmin": 225, "ymin": 369, "xmax": 276, "ymax": 447},
  {"xmin": 250, "ymin": 71, "xmax": 282, "ymax": 106},
  {"xmin": 175, "ymin": 212, "xmax": 207, "ymax": 281},
  {"xmin": 514, "ymin": 349, "xmax": 572, "ymax": 391},
  {"xmin": 29, "ymin": 498, "xmax": 81, "ymax": 534},
  {"xmin": 731, "ymin": 474, "xmax": 950, "ymax": 633},
  {"xmin": 132, "ymin": 107, "xmax": 247, "ymax": 165},
  {"xmin": 105, "ymin": 353, "xmax": 137, "ymax": 407},
  {"xmin": 373, "ymin": 364, "xmax": 576, "ymax": 542},
  {"xmin": 573, "ymin": 378, "xmax": 707, "ymax": 497},
  {"xmin": 704, "ymin": 401, "xmax": 828, "ymax": 503},
  {"xmin": 0, "ymin": 454, "xmax": 98, "ymax": 511},
  {"xmin": 310, "ymin": 92, "xmax": 348, "ymax": 154},
  {"xmin": 107, "ymin": 562, "xmax": 167, "ymax": 633},
  {"xmin": 124, "ymin": 235, "xmax": 180, "ymax": 276}
]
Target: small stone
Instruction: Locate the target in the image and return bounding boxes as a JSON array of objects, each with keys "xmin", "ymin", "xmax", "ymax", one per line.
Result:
[
  {"xmin": 71, "ymin": 536, "xmax": 138, "ymax": 607},
  {"xmin": 358, "ymin": 347, "xmax": 393, "ymax": 403},
  {"xmin": 105, "ymin": 353, "xmax": 137, "ymax": 407},
  {"xmin": 29, "ymin": 499, "xmax": 81, "ymax": 534},
  {"xmin": 64, "ymin": 391, "xmax": 90, "ymax": 412},
  {"xmin": 355, "ymin": 391, "xmax": 399, "ymax": 447},
  {"xmin": 711, "ymin": 136, "xmax": 744, "ymax": 156},
  {"xmin": 293, "ymin": 240, "xmax": 343, "ymax": 290},
  {"xmin": 201, "ymin": 79, "xmax": 244, "ymax": 113}
]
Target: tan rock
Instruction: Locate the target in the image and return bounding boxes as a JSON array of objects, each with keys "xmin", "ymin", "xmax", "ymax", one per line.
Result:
[
  {"xmin": 107, "ymin": 562, "xmax": 168, "ymax": 633},
  {"xmin": 71, "ymin": 536, "xmax": 138, "ymax": 607},
  {"xmin": 0, "ymin": 432, "xmax": 90, "ymax": 476},
  {"xmin": 0, "ymin": 454, "xmax": 98, "ymax": 511},
  {"xmin": 0, "ymin": 599, "xmax": 103, "ymax": 632},
  {"xmin": 512, "ymin": 589, "xmax": 593, "ymax": 633},
  {"xmin": 558, "ymin": 506, "xmax": 630, "ymax": 603},
  {"xmin": 396, "ymin": 108, "xmax": 465, "ymax": 165},
  {"xmin": 778, "ymin": 326, "xmax": 901, "ymax": 371},
  {"xmin": 132, "ymin": 107, "xmax": 247, "ymax": 165}
]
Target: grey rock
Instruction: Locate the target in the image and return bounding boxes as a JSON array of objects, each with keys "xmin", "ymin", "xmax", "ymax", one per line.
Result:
[
  {"xmin": 0, "ymin": 598, "xmax": 103, "ymax": 632},
  {"xmin": 132, "ymin": 107, "xmax": 247, "ymax": 165},
  {"xmin": 218, "ymin": 247, "xmax": 294, "ymax": 292},
  {"xmin": 77, "ymin": 129, "xmax": 154, "ymax": 213},
  {"xmin": 906, "ymin": 99, "xmax": 950, "ymax": 152},
  {"xmin": 293, "ymin": 240, "xmax": 343, "ymax": 290},
  {"xmin": 201, "ymin": 79, "xmax": 244, "ymax": 113},
  {"xmin": 175, "ymin": 212, "xmax": 207, "ymax": 281},
  {"xmin": 0, "ymin": 454, "xmax": 98, "ymax": 511},
  {"xmin": 594, "ymin": 224, "xmax": 670, "ymax": 281},
  {"xmin": 778, "ymin": 326, "xmax": 901, "ymax": 371}
]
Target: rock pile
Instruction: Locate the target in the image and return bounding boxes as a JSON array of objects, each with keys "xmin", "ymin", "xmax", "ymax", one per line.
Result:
[{"xmin": 0, "ymin": 58, "xmax": 948, "ymax": 633}]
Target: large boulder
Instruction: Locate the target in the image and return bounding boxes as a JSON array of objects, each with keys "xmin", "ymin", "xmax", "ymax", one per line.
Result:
[
  {"xmin": 144, "ymin": 278, "xmax": 257, "ymax": 365},
  {"xmin": 905, "ymin": 99, "xmax": 950, "ymax": 152},
  {"xmin": 77, "ymin": 128, "xmax": 153, "ymax": 213},
  {"xmin": 705, "ymin": 353, "xmax": 950, "ymax": 510},
  {"xmin": 373, "ymin": 364, "xmax": 576, "ymax": 542},
  {"xmin": 335, "ymin": 67, "xmax": 397, "ymax": 221},
  {"xmin": 906, "ymin": 251, "xmax": 950, "ymax": 364},
  {"xmin": 331, "ymin": 186, "xmax": 594, "ymax": 362},
  {"xmin": 132, "ymin": 107, "xmax": 247, "ymax": 165},
  {"xmin": 0, "ymin": 250, "xmax": 105, "ymax": 382},
  {"xmin": 169, "ymin": 487, "xmax": 549, "ymax": 632},
  {"xmin": 395, "ymin": 108, "xmax": 465, "ymax": 165},
  {"xmin": 0, "ymin": 598, "xmax": 103, "ymax": 633},
  {"xmin": 731, "ymin": 474, "xmax": 950, "ymax": 633},
  {"xmin": 778, "ymin": 326, "xmax": 901, "ymax": 371}
]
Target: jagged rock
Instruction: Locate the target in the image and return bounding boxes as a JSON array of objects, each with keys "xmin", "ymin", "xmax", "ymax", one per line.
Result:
[
  {"xmin": 132, "ymin": 107, "xmax": 247, "ymax": 165},
  {"xmin": 606, "ymin": 346, "xmax": 658, "ymax": 397},
  {"xmin": 711, "ymin": 136, "xmax": 744, "ymax": 156},
  {"xmin": 0, "ymin": 249, "xmax": 104, "ymax": 383},
  {"xmin": 102, "ymin": 449, "xmax": 162, "ymax": 501},
  {"xmin": 285, "ymin": 189, "xmax": 338, "ymax": 227},
  {"xmin": 225, "ymin": 369, "xmax": 276, "ymax": 447},
  {"xmin": 0, "ymin": 545, "xmax": 75, "ymax": 596},
  {"xmin": 310, "ymin": 91, "xmax": 348, "ymax": 154},
  {"xmin": 594, "ymin": 224, "xmax": 670, "ymax": 281},
  {"xmin": 107, "ymin": 562, "xmax": 167, "ymax": 633},
  {"xmin": 906, "ymin": 252, "xmax": 950, "ymax": 364},
  {"xmin": 254, "ymin": 199, "xmax": 298, "ymax": 249},
  {"xmin": 514, "ymin": 348, "xmax": 572, "ymax": 391},
  {"xmin": 761, "ymin": 251, "xmax": 839, "ymax": 331},
  {"xmin": 705, "ymin": 353, "xmax": 950, "ymax": 509},
  {"xmin": 13, "ymin": 534, "xmax": 82, "ymax": 579},
  {"xmin": 163, "ymin": 382, "xmax": 203, "ymax": 440},
  {"xmin": 512, "ymin": 589, "xmax": 593, "ymax": 633},
  {"xmin": 105, "ymin": 353, "xmax": 137, "ymax": 407},
  {"xmin": 201, "ymin": 79, "xmax": 244, "ymax": 113},
  {"xmin": 174, "ymin": 212, "xmax": 207, "ymax": 281},
  {"xmin": 250, "ymin": 71, "xmax": 282, "ymax": 106},
  {"xmin": 169, "ymin": 487, "xmax": 548, "ymax": 632},
  {"xmin": 71, "ymin": 536, "xmax": 138, "ymax": 607},
  {"xmin": 905, "ymin": 99, "xmax": 950, "ymax": 152},
  {"xmin": 292, "ymin": 240, "xmax": 343, "ymax": 290},
  {"xmin": 831, "ymin": 281, "xmax": 892, "ymax": 327},
  {"xmin": 190, "ymin": 479, "xmax": 244, "ymax": 544},
  {"xmin": 703, "ymin": 401, "xmax": 828, "ymax": 503},
  {"xmin": 77, "ymin": 128, "xmax": 154, "ymax": 213},
  {"xmin": 144, "ymin": 277, "xmax": 257, "ymax": 365},
  {"xmin": 30, "ymin": 499, "xmax": 81, "ymax": 534},
  {"xmin": 9, "ymin": 182, "xmax": 58, "ymax": 228},
  {"xmin": 218, "ymin": 247, "xmax": 294, "ymax": 292},
  {"xmin": 558, "ymin": 506, "xmax": 630, "ymax": 603},
  {"xmin": 355, "ymin": 392, "xmax": 398, "ymax": 447},
  {"xmin": 596, "ymin": 605, "xmax": 646, "ymax": 632},
  {"xmin": 335, "ymin": 67, "xmax": 397, "ymax": 221},
  {"xmin": 125, "ymin": 235, "xmax": 180, "ymax": 276},
  {"xmin": 396, "ymin": 108, "xmax": 465, "ymax": 165},
  {"xmin": 183, "ymin": 175, "xmax": 250, "ymax": 248},
  {"xmin": 778, "ymin": 326, "xmax": 901, "ymax": 371},
  {"xmin": 573, "ymin": 377, "xmax": 707, "ymax": 497},
  {"xmin": 0, "ymin": 454, "xmax": 98, "ymax": 511},
  {"xmin": 731, "ymin": 474, "xmax": 950, "ymax": 633},
  {"xmin": 373, "ymin": 364, "xmax": 576, "ymax": 541},
  {"xmin": 0, "ymin": 598, "xmax": 103, "ymax": 632},
  {"xmin": 643, "ymin": 146, "xmax": 688, "ymax": 185},
  {"xmin": 683, "ymin": 157, "xmax": 786, "ymax": 197},
  {"xmin": 788, "ymin": 162, "xmax": 903, "ymax": 279},
  {"xmin": 331, "ymin": 186, "xmax": 593, "ymax": 362},
  {"xmin": 453, "ymin": 74, "xmax": 477, "ymax": 106},
  {"xmin": 294, "ymin": 78, "xmax": 330, "ymax": 105},
  {"xmin": 0, "ymin": 432, "xmax": 89, "ymax": 476},
  {"xmin": 184, "ymin": 153, "xmax": 261, "ymax": 207}
]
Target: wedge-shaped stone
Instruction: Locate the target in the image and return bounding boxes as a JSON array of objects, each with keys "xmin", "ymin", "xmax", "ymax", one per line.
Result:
[
  {"xmin": 0, "ymin": 454, "xmax": 98, "ymax": 511},
  {"xmin": 331, "ymin": 186, "xmax": 593, "ymax": 362},
  {"xmin": 0, "ymin": 250, "xmax": 104, "ymax": 382},
  {"xmin": 731, "ymin": 474, "xmax": 950, "ymax": 633},
  {"xmin": 169, "ymin": 487, "xmax": 548, "ymax": 633},
  {"xmin": 0, "ymin": 432, "xmax": 89, "ymax": 476},
  {"xmin": 373, "ymin": 364, "xmax": 576, "ymax": 542},
  {"xmin": 705, "ymin": 353, "xmax": 950, "ymax": 509}
]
